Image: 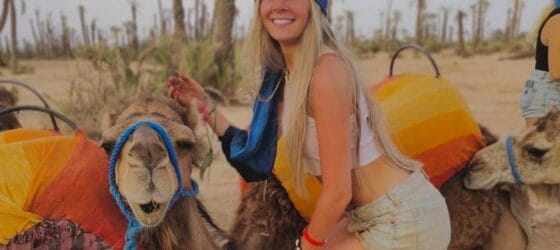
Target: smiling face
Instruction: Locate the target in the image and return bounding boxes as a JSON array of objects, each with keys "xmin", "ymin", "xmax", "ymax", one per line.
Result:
[{"xmin": 260, "ymin": 0, "xmax": 311, "ymax": 45}]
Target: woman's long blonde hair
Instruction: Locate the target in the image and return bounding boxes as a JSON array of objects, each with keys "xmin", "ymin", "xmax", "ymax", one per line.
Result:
[{"xmin": 244, "ymin": 0, "xmax": 421, "ymax": 197}]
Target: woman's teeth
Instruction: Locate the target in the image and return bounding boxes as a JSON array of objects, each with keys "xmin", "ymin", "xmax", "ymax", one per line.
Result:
[{"xmin": 272, "ymin": 19, "xmax": 294, "ymax": 25}]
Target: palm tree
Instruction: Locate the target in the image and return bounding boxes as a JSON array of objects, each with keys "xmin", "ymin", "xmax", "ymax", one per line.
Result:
[
  {"xmin": 415, "ymin": 0, "xmax": 426, "ymax": 46},
  {"xmin": 173, "ymin": 0, "xmax": 186, "ymax": 41},
  {"xmin": 211, "ymin": 0, "xmax": 236, "ymax": 94},
  {"xmin": 9, "ymin": 0, "xmax": 16, "ymax": 72},
  {"xmin": 0, "ymin": 0, "xmax": 10, "ymax": 32}
]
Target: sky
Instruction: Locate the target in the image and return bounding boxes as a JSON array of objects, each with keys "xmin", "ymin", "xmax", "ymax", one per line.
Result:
[{"xmin": 5, "ymin": 0, "xmax": 553, "ymax": 43}]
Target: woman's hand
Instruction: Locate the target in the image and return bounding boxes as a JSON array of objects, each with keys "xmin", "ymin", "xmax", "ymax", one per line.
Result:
[{"xmin": 166, "ymin": 71, "xmax": 207, "ymax": 108}]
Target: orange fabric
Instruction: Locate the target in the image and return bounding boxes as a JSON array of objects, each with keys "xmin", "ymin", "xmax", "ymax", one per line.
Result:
[
  {"xmin": 0, "ymin": 129, "xmax": 77, "ymax": 243},
  {"xmin": 391, "ymin": 110, "xmax": 481, "ymax": 156},
  {"xmin": 29, "ymin": 132, "xmax": 126, "ymax": 249},
  {"xmin": 0, "ymin": 129, "xmax": 126, "ymax": 248},
  {"xmin": 371, "ymin": 75, "xmax": 484, "ymax": 187},
  {"xmin": 0, "ymin": 129, "xmax": 57, "ymax": 144},
  {"xmin": 414, "ymin": 134, "xmax": 484, "ymax": 188}
]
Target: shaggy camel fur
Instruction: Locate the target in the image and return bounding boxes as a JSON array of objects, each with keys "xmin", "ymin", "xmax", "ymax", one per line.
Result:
[
  {"xmin": 231, "ymin": 126, "xmax": 527, "ymax": 250},
  {"xmin": 101, "ymin": 97, "xmax": 234, "ymax": 250},
  {"xmin": 0, "ymin": 86, "xmax": 21, "ymax": 131},
  {"xmin": 466, "ymin": 111, "xmax": 560, "ymax": 249}
]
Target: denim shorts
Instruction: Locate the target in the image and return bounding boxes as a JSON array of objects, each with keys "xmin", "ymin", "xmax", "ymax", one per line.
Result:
[
  {"xmin": 346, "ymin": 170, "xmax": 451, "ymax": 250},
  {"xmin": 520, "ymin": 70, "xmax": 560, "ymax": 118}
]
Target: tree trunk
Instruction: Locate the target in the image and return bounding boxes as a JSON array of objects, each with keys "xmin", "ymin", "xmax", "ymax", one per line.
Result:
[
  {"xmin": 415, "ymin": 0, "xmax": 426, "ymax": 46},
  {"xmin": 130, "ymin": 1, "xmax": 139, "ymax": 53},
  {"xmin": 456, "ymin": 10, "xmax": 466, "ymax": 56},
  {"xmin": 471, "ymin": 5, "xmax": 477, "ymax": 44},
  {"xmin": 157, "ymin": 0, "xmax": 166, "ymax": 36},
  {"xmin": 195, "ymin": 0, "xmax": 200, "ymax": 40},
  {"xmin": 0, "ymin": 0, "xmax": 10, "ymax": 33},
  {"xmin": 211, "ymin": 0, "xmax": 235, "ymax": 93},
  {"xmin": 78, "ymin": 5, "xmax": 89, "ymax": 45},
  {"xmin": 61, "ymin": 14, "xmax": 72, "ymax": 58},
  {"xmin": 511, "ymin": 0, "xmax": 519, "ymax": 40},
  {"xmin": 505, "ymin": 8, "xmax": 512, "ymax": 42},
  {"xmin": 9, "ymin": 0, "xmax": 17, "ymax": 72},
  {"xmin": 29, "ymin": 19, "xmax": 39, "ymax": 56},
  {"xmin": 385, "ymin": 1, "xmax": 392, "ymax": 41},
  {"xmin": 173, "ymin": 0, "xmax": 186, "ymax": 42},
  {"xmin": 441, "ymin": 8, "xmax": 449, "ymax": 44},
  {"xmin": 90, "ymin": 19, "xmax": 96, "ymax": 45}
]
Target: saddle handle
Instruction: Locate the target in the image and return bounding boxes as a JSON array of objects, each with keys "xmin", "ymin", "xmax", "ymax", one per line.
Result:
[
  {"xmin": 0, "ymin": 79, "xmax": 60, "ymax": 131},
  {"xmin": 0, "ymin": 105, "xmax": 78, "ymax": 132},
  {"xmin": 389, "ymin": 44, "xmax": 441, "ymax": 78}
]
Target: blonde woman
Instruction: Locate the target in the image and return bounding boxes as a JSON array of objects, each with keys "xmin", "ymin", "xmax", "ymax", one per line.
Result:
[
  {"xmin": 167, "ymin": 0, "xmax": 450, "ymax": 249},
  {"xmin": 521, "ymin": 1, "xmax": 560, "ymax": 127}
]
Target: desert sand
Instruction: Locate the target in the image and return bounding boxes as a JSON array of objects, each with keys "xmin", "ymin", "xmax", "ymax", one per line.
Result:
[{"xmin": 0, "ymin": 50, "xmax": 531, "ymax": 229}]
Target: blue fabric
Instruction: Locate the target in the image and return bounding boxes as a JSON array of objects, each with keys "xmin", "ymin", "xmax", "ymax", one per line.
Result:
[
  {"xmin": 227, "ymin": 68, "xmax": 282, "ymax": 181},
  {"xmin": 557, "ymin": 0, "xmax": 560, "ymax": 8},
  {"xmin": 315, "ymin": 0, "xmax": 328, "ymax": 15},
  {"xmin": 108, "ymin": 120, "xmax": 200, "ymax": 250}
]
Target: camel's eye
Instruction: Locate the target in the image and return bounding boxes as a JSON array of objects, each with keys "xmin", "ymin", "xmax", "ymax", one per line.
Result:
[
  {"xmin": 176, "ymin": 140, "xmax": 194, "ymax": 150},
  {"xmin": 101, "ymin": 141, "xmax": 116, "ymax": 156},
  {"xmin": 525, "ymin": 146, "xmax": 549, "ymax": 160}
]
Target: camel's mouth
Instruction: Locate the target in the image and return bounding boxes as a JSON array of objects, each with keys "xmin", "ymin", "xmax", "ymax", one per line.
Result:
[
  {"xmin": 129, "ymin": 200, "xmax": 170, "ymax": 227},
  {"xmin": 139, "ymin": 201, "xmax": 161, "ymax": 214}
]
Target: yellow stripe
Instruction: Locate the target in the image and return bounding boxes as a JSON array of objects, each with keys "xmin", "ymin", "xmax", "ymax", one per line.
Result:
[
  {"xmin": 374, "ymin": 75, "xmax": 471, "ymax": 132},
  {"xmin": 0, "ymin": 143, "xmax": 42, "ymax": 244},
  {"xmin": 392, "ymin": 110, "xmax": 480, "ymax": 156}
]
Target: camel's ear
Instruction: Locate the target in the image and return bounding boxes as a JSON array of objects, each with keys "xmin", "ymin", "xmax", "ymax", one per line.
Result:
[{"xmin": 101, "ymin": 111, "xmax": 119, "ymax": 131}]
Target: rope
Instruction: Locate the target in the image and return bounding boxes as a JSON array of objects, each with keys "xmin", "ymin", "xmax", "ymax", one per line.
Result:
[
  {"xmin": 505, "ymin": 136, "xmax": 523, "ymax": 184},
  {"xmin": 108, "ymin": 120, "xmax": 200, "ymax": 250}
]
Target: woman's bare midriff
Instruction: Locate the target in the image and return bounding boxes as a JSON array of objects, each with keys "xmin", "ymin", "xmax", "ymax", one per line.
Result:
[{"xmin": 350, "ymin": 155, "xmax": 412, "ymax": 207}]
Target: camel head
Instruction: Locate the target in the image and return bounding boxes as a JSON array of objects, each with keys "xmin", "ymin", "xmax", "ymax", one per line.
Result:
[
  {"xmin": 465, "ymin": 111, "xmax": 560, "ymax": 190},
  {"xmin": 101, "ymin": 98, "xmax": 198, "ymax": 227}
]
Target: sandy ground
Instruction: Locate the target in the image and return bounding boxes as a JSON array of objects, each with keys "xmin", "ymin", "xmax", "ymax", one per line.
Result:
[{"xmin": 0, "ymin": 51, "xmax": 532, "ymax": 230}]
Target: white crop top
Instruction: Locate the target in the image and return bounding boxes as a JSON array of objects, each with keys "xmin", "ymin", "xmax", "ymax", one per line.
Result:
[{"xmin": 281, "ymin": 84, "xmax": 384, "ymax": 176}]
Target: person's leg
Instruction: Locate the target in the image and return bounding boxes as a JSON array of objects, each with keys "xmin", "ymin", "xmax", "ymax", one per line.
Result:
[
  {"xmin": 520, "ymin": 73, "xmax": 548, "ymax": 127},
  {"xmin": 324, "ymin": 218, "xmax": 366, "ymax": 250}
]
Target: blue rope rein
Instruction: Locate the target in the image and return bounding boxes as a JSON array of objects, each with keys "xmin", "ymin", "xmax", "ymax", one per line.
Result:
[
  {"xmin": 505, "ymin": 136, "xmax": 523, "ymax": 184},
  {"xmin": 108, "ymin": 120, "xmax": 200, "ymax": 250}
]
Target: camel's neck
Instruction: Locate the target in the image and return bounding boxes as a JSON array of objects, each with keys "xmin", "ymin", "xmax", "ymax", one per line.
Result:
[
  {"xmin": 138, "ymin": 198, "xmax": 229, "ymax": 250},
  {"xmin": 510, "ymin": 184, "xmax": 560, "ymax": 250}
]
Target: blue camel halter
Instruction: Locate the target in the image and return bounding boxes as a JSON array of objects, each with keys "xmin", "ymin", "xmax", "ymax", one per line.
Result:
[
  {"xmin": 108, "ymin": 120, "xmax": 199, "ymax": 250},
  {"xmin": 505, "ymin": 136, "xmax": 523, "ymax": 184}
]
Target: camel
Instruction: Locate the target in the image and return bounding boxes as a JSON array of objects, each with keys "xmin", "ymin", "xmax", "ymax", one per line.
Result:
[
  {"xmin": 100, "ymin": 97, "xmax": 234, "ymax": 250},
  {"xmin": 231, "ymin": 126, "xmax": 529, "ymax": 250},
  {"xmin": 465, "ymin": 111, "xmax": 560, "ymax": 249},
  {"xmin": 0, "ymin": 86, "xmax": 21, "ymax": 131}
]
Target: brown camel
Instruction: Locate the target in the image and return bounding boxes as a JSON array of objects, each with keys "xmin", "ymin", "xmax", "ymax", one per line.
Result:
[
  {"xmin": 100, "ymin": 97, "xmax": 234, "ymax": 250},
  {"xmin": 231, "ymin": 126, "xmax": 528, "ymax": 250},
  {"xmin": 0, "ymin": 86, "xmax": 21, "ymax": 131},
  {"xmin": 465, "ymin": 111, "xmax": 560, "ymax": 249}
]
